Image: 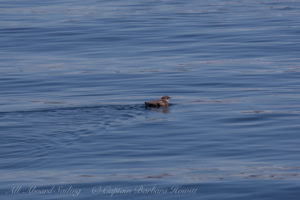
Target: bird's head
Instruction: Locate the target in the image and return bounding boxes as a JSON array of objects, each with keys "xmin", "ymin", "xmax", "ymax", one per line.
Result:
[{"xmin": 161, "ymin": 96, "xmax": 171, "ymax": 102}]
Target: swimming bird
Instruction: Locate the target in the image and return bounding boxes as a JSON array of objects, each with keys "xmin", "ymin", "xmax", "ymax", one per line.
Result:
[{"xmin": 145, "ymin": 96, "xmax": 171, "ymax": 107}]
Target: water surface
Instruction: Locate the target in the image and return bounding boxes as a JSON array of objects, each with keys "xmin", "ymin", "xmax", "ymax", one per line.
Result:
[{"xmin": 1, "ymin": 0, "xmax": 300, "ymax": 199}]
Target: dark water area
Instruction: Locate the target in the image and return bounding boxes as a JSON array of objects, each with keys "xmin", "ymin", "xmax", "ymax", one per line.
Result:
[{"xmin": 1, "ymin": 0, "xmax": 300, "ymax": 199}]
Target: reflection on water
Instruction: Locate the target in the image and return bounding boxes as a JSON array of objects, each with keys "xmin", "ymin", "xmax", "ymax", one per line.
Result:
[{"xmin": 145, "ymin": 106, "xmax": 171, "ymax": 114}]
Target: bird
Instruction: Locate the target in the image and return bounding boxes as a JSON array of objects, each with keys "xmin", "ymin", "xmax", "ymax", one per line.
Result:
[{"xmin": 145, "ymin": 96, "xmax": 171, "ymax": 108}]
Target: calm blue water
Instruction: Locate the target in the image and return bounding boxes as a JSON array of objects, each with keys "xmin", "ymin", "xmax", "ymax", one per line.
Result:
[{"xmin": 1, "ymin": 0, "xmax": 300, "ymax": 199}]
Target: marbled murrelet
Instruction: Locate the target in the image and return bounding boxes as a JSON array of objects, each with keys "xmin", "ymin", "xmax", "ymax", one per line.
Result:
[{"xmin": 145, "ymin": 96, "xmax": 171, "ymax": 107}]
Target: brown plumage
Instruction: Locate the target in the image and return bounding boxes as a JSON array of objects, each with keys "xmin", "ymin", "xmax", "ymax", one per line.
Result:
[{"xmin": 145, "ymin": 96, "xmax": 171, "ymax": 108}]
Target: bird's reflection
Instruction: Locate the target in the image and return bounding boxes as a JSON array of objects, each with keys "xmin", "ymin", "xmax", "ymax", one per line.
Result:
[{"xmin": 145, "ymin": 106, "xmax": 170, "ymax": 114}]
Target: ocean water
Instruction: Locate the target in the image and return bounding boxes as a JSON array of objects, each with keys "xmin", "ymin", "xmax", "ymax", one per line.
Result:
[{"xmin": 1, "ymin": 0, "xmax": 300, "ymax": 199}]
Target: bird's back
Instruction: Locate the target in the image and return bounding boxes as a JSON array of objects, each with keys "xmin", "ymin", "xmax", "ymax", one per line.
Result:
[{"xmin": 145, "ymin": 100, "xmax": 168, "ymax": 107}]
